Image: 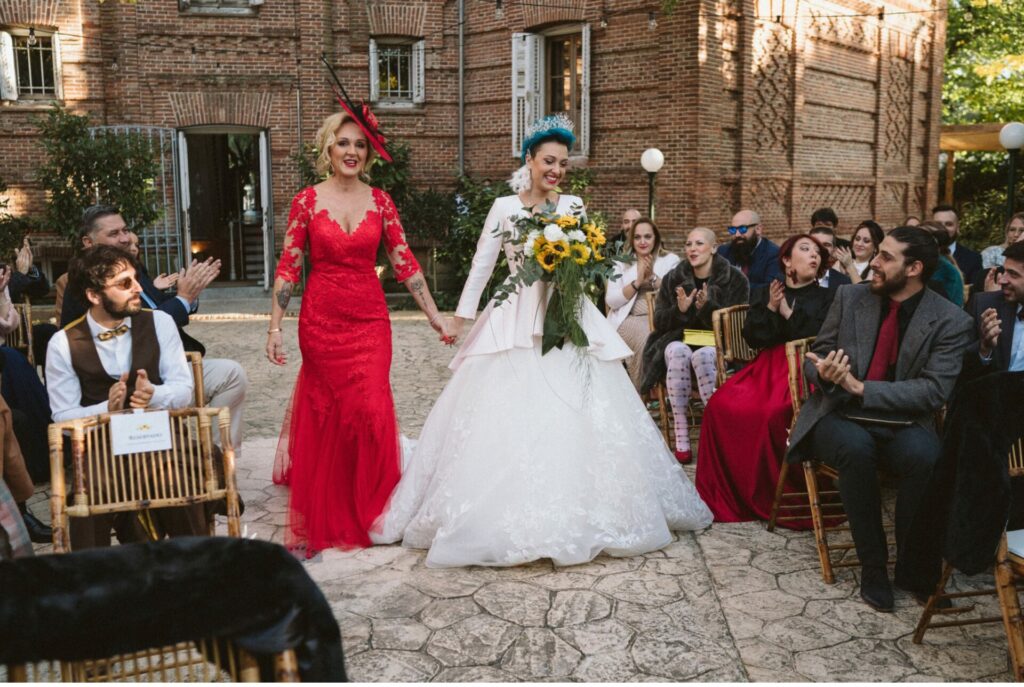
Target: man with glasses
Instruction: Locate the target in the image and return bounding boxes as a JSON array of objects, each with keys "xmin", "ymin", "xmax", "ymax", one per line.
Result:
[
  {"xmin": 45, "ymin": 245, "xmax": 204, "ymax": 549},
  {"xmin": 716, "ymin": 209, "xmax": 782, "ymax": 290},
  {"xmin": 60, "ymin": 206, "xmax": 248, "ymax": 458}
]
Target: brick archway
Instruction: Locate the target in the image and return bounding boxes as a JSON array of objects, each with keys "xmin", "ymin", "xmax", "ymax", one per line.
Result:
[{"xmin": 166, "ymin": 91, "xmax": 274, "ymax": 129}]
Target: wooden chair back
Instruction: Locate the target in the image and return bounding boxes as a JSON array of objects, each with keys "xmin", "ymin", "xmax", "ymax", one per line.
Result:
[
  {"xmin": 963, "ymin": 283, "xmax": 972, "ymax": 305},
  {"xmin": 46, "ymin": 407, "xmax": 241, "ymax": 552},
  {"xmin": 785, "ymin": 337, "xmax": 815, "ymax": 418},
  {"xmin": 6, "ymin": 642, "xmax": 299, "ymax": 682},
  {"xmin": 712, "ymin": 304, "xmax": 759, "ymax": 387},
  {"xmin": 185, "ymin": 351, "xmax": 206, "ymax": 408},
  {"xmin": 3, "ymin": 300, "xmax": 33, "ymax": 366}
]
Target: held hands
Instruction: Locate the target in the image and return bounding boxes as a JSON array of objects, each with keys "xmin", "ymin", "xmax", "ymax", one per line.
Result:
[
  {"xmin": 806, "ymin": 349, "xmax": 864, "ymax": 397},
  {"xmin": 979, "ymin": 307, "xmax": 1002, "ymax": 358},
  {"xmin": 130, "ymin": 369, "xmax": 155, "ymax": 409},
  {"xmin": 153, "ymin": 272, "xmax": 180, "ymax": 291},
  {"xmin": 175, "ymin": 257, "xmax": 221, "ymax": 303},
  {"xmin": 108, "ymin": 372, "xmax": 129, "ymax": 411},
  {"xmin": 430, "ymin": 315, "xmax": 459, "ymax": 346},
  {"xmin": 266, "ymin": 330, "xmax": 286, "ymax": 365}
]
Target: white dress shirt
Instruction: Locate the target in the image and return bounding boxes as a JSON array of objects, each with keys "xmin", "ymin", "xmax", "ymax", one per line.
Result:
[
  {"xmin": 1012, "ymin": 305, "xmax": 1024, "ymax": 373},
  {"xmin": 46, "ymin": 310, "xmax": 194, "ymax": 422}
]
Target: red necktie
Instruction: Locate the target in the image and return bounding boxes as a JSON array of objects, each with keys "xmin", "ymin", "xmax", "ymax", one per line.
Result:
[{"xmin": 866, "ymin": 299, "xmax": 901, "ymax": 381}]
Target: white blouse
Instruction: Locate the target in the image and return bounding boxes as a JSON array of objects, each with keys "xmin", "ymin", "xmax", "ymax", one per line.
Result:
[{"xmin": 605, "ymin": 253, "xmax": 682, "ymax": 330}]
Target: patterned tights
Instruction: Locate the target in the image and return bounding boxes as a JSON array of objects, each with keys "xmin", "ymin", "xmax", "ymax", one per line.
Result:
[{"xmin": 664, "ymin": 343, "xmax": 717, "ymax": 451}]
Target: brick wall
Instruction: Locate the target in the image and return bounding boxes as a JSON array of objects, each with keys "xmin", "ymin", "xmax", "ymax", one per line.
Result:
[{"xmin": 0, "ymin": 0, "xmax": 943, "ymax": 264}]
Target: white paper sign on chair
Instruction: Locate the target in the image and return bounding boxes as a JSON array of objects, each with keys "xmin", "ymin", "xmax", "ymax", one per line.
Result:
[{"xmin": 110, "ymin": 410, "xmax": 173, "ymax": 456}]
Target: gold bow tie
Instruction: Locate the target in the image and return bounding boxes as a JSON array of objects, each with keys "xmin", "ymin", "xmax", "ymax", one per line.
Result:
[{"xmin": 97, "ymin": 324, "xmax": 129, "ymax": 341}]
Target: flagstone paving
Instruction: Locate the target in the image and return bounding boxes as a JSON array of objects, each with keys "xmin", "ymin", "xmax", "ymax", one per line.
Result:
[{"xmin": 27, "ymin": 311, "xmax": 1013, "ymax": 681}]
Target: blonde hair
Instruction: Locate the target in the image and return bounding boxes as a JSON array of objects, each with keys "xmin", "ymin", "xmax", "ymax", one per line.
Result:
[{"xmin": 314, "ymin": 112, "xmax": 376, "ymax": 177}]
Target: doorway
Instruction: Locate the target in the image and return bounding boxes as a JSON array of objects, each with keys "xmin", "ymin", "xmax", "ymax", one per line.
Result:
[{"xmin": 176, "ymin": 126, "xmax": 273, "ymax": 286}]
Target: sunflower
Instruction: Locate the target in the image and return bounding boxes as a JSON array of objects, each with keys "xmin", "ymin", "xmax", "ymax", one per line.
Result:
[
  {"xmin": 530, "ymin": 235, "xmax": 550, "ymax": 256},
  {"xmin": 570, "ymin": 243, "xmax": 591, "ymax": 265},
  {"xmin": 548, "ymin": 240, "xmax": 570, "ymax": 257},
  {"xmin": 537, "ymin": 246, "xmax": 561, "ymax": 273},
  {"xmin": 556, "ymin": 214, "xmax": 580, "ymax": 229},
  {"xmin": 583, "ymin": 222, "xmax": 606, "ymax": 247}
]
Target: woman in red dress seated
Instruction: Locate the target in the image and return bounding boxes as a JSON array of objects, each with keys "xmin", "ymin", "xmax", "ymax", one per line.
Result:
[
  {"xmin": 265, "ymin": 109, "xmax": 450, "ymax": 554},
  {"xmin": 695, "ymin": 234, "xmax": 833, "ymax": 526}
]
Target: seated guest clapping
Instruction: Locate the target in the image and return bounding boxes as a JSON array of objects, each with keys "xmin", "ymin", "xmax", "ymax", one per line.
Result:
[
  {"xmin": 46, "ymin": 246, "xmax": 205, "ymax": 550},
  {"xmin": 606, "ymin": 217, "xmax": 680, "ymax": 390},
  {"xmin": 695, "ymin": 234, "xmax": 833, "ymax": 524},
  {"xmin": 962, "ymin": 240, "xmax": 1024, "ymax": 380},
  {"xmin": 641, "ymin": 227, "xmax": 749, "ymax": 463},
  {"xmin": 786, "ymin": 226, "xmax": 974, "ymax": 612}
]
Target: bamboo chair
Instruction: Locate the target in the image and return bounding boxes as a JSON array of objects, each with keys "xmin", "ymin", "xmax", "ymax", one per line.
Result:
[
  {"xmin": 6, "ymin": 640, "xmax": 300, "ymax": 682},
  {"xmin": 3, "ymin": 300, "xmax": 33, "ymax": 366},
  {"xmin": 963, "ymin": 283, "xmax": 972, "ymax": 305},
  {"xmin": 766, "ymin": 337, "xmax": 823, "ymax": 531},
  {"xmin": 185, "ymin": 351, "xmax": 207, "ymax": 408},
  {"xmin": 46, "ymin": 407, "xmax": 241, "ymax": 553},
  {"xmin": 913, "ymin": 435, "xmax": 1024, "ymax": 648},
  {"xmin": 711, "ymin": 305, "xmax": 759, "ymax": 388}
]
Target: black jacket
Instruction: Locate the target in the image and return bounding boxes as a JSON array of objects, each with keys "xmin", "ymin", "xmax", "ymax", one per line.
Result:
[
  {"xmin": 640, "ymin": 253, "xmax": 749, "ymax": 393},
  {"xmin": 961, "ymin": 290, "xmax": 1018, "ymax": 381},
  {"xmin": 897, "ymin": 371, "xmax": 1024, "ymax": 595}
]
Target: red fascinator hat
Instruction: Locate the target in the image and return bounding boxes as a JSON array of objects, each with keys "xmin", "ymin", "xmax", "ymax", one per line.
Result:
[{"xmin": 320, "ymin": 54, "xmax": 392, "ymax": 163}]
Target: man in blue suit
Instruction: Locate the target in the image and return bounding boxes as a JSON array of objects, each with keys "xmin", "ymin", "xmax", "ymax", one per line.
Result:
[
  {"xmin": 61, "ymin": 205, "xmax": 248, "ymax": 456},
  {"xmin": 716, "ymin": 209, "xmax": 782, "ymax": 290},
  {"xmin": 932, "ymin": 204, "xmax": 983, "ymax": 286}
]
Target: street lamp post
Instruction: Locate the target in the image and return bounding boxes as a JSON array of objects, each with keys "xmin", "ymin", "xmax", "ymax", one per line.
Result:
[
  {"xmin": 640, "ymin": 148, "xmax": 664, "ymax": 220},
  {"xmin": 999, "ymin": 122, "xmax": 1024, "ymax": 219}
]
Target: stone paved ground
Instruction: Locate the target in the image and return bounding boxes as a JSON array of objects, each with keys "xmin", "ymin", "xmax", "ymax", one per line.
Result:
[{"xmin": 27, "ymin": 309, "xmax": 1013, "ymax": 681}]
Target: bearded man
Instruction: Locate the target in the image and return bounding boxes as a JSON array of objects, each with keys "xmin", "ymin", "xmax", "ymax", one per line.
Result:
[
  {"xmin": 716, "ymin": 209, "xmax": 782, "ymax": 289},
  {"xmin": 785, "ymin": 226, "xmax": 975, "ymax": 613}
]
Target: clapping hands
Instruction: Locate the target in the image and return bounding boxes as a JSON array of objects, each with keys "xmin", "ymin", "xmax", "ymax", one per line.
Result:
[
  {"xmin": 805, "ymin": 349, "xmax": 864, "ymax": 396},
  {"xmin": 175, "ymin": 257, "xmax": 221, "ymax": 303}
]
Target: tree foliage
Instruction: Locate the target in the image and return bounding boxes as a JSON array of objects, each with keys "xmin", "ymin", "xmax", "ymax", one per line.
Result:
[
  {"xmin": 34, "ymin": 108, "xmax": 161, "ymax": 241},
  {"xmin": 0, "ymin": 178, "xmax": 33, "ymax": 258}
]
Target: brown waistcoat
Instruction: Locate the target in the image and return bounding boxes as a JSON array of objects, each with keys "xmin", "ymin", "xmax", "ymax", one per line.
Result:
[{"xmin": 65, "ymin": 310, "xmax": 164, "ymax": 406}]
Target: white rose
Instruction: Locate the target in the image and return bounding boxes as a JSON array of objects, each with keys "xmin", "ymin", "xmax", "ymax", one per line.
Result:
[
  {"xmin": 567, "ymin": 229, "xmax": 586, "ymax": 243},
  {"xmin": 543, "ymin": 224, "xmax": 567, "ymax": 242},
  {"xmin": 524, "ymin": 230, "xmax": 541, "ymax": 256}
]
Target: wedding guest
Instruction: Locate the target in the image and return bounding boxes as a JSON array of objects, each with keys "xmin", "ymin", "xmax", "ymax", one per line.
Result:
[
  {"xmin": 127, "ymin": 232, "xmax": 179, "ymax": 292},
  {"xmin": 981, "ymin": 212, "xmax": 1024, "ymax": 269},
  {"xmin": 606, "ymin": 217, "xmax": 680, "ymax": 390},
  {"xmin": 786, "ymin": 226, "xmax": 974, "ymax": 612},
  {"xmin": 904, "ymin": 216, "xmax": 921, "ymax": 226},
  {"xmin": 921, "ymin": 220, "xmax": 966, "ymax": 307},
  {"xmin": 46, "ymin": 245, "xmax": 204, "ymax": 550},
  {"xmin": 809, "ymin": 226, "xmax": 852, "ymax": 293},
  {"xmin": 717, "ymin": 209, "xmax": 782, "ymax": 290},
  {"xmin": 932, "ymin": 204, "xmax": 983, "ymax": 285},
  {"xmin": 962, "ymin": 240, "xmax": 1024, "ymax": 380},
  {"xmin": 7, "ymin": 238, "xmax": 58, "ymax": 368},
  {"xmin": 641, "ymin": 227, "xmax": 749, "ymax": 463},
  {"xmin": 266, "ymin": 108, "xmax": 450, "ymax": 554},
  {"xmin": 834, "ymin": 220, "xmax": 884, "ymax": 284},
  {"xmin": 695, "ymin": 234, "xmax": 833, "ymax": 524},
  {"xmin": 1, "ymin": 393, "xmax": 34, "ymax": 558}
]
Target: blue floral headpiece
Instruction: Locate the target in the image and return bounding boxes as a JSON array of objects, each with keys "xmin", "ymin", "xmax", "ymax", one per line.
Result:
[{"xmin": 520, "ymin": 114, "xmax": 576, "ymax": 163}]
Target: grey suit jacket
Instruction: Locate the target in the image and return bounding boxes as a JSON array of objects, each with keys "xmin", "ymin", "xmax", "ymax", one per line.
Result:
[{"xmin": 786, "ymin": 283, "xmax": 975, "ymax": 463}]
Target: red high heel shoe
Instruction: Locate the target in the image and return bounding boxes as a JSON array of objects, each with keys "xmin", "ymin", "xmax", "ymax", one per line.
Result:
[{"xmin": 674, "ymin": 449, "xmax": 692, "ymax": 465}]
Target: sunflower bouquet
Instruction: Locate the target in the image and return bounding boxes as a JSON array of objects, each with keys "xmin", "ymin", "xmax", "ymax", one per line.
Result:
[{"xmin": 491, "ymin": 201, "xmax": 617, "ymax": 355}]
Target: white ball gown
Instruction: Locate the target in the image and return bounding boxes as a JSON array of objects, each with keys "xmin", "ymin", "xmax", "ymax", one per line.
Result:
[{"xmin": 372, "ymin": 194, "xmax": 712, "ymax": 567}]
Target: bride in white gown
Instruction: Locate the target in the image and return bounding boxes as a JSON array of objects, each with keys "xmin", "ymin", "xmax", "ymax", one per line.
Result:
[{"xmin": 372, "ymin": 115, "xmax": 712, "ymax": 567}]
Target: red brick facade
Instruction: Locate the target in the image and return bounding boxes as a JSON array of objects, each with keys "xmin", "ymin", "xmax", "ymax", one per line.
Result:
[{"xmin": 0, "ymin": 0, "xmax": 943, "ymax": 271}]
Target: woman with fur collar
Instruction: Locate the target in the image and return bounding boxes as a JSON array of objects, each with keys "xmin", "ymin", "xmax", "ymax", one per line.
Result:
[
  {"xmin": 641, "ymin": 228, "xmax": 749, "ymax": 463},
  {"xmin": 606, "ymin": 218, "xmax": 681, "ymax": 390}
]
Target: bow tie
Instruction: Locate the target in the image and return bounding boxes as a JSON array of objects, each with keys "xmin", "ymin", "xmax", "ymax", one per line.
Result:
[{"xmin": 97, "ymin": 324, "xmax": 129, "ymax": 341}]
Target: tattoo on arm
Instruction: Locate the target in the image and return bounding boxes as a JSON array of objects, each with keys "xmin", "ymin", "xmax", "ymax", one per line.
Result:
[
  {"xmin": 407, "ymin": 275, "xmax": 425, "ymax": 298},
  {"xmin": 276, "ymin": 285, "xmax": 292, "ymax": 310}
]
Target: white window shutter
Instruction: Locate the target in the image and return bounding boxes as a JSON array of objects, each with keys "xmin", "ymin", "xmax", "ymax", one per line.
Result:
[
  {"xmin": 511, "ymin": 32, "xmax": 542, "ymax": 158},
  {"xmin": 368, "ymin": 38, "xmax": 380, "ymax": 102},
  {"xmin": 52, "ymin": 32, "xmax": 64, "ymax": 100},
  {"xmin": 0, "ymin": 32, "xmax": 17, "ymax": 101},
  {"xmin": 579, "ymin": 23, "xmax": 591, "ymax": 156},
  {"xmin": 412, "ymin": 39, "xmax": 425, "ymax": 104}
]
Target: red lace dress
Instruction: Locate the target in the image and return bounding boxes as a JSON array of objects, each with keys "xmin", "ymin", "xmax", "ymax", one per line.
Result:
[{"xmin": 273, "ymin": 185, "xmax": 420, "ymax": 552}]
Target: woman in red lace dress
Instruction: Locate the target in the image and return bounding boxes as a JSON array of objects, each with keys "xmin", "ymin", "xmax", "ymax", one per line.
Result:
[{"xmin": 266, "ymin": 110, "xmax": 450, "ymax": 553}]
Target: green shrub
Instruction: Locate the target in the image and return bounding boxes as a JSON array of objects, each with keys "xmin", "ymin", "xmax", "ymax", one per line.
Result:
[{"xmin": 0, "ymin": 178, "xmax": 34, "ymax": 258}]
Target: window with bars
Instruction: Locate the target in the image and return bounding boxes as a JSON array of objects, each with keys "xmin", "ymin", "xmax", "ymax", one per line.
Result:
[
  {"xmin": 369, "ymin": 39, "xmax": 425, "ymax": 106},
  {"xmin": 0, "ymin": 29, "xmax": 62, "ymax": 101}
]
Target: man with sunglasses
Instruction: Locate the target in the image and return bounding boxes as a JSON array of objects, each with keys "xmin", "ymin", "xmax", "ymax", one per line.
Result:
[
  {"xmin": 45, "ymin": 245, "xmax": 204, "ymax": 549},
  {"xmin": 716, "ymin": 209, "xmax": 782, "ymax": 290}
]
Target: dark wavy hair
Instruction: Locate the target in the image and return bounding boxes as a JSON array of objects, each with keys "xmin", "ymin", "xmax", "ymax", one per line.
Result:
[
  {"xmin": 68, "ymin": 245, "xmax": 135, "ymax": 303},
  {"xmin": 778, "ymin": 233, "xmax": 828, "ymax": 280},
  {"xmin": 888, "ymin": 225, "xmax": 939, "ymax": 282}
]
